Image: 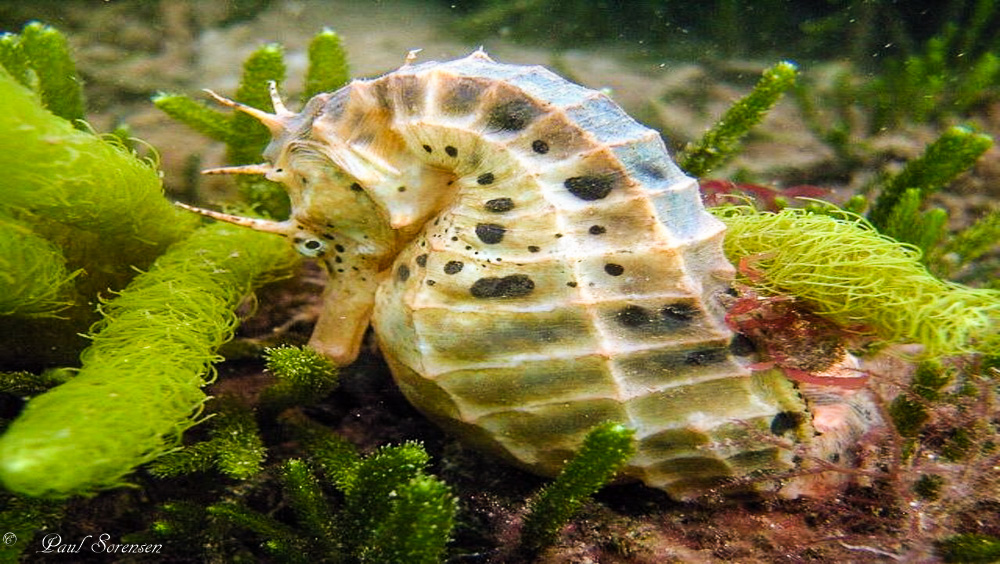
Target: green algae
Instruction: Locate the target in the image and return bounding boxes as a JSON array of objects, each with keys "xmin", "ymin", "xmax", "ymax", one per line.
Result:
[
  {"xmin": 713, "ymin": 206, "xmax": 1000, "ymax": 358},
  {"xmin": 154, "ymin": 43, "xmax": 290, "ymax": 217},
  {"xmin": 0, "ymin": 216, "xmax": 78, "ymax": 317},
  {"xmin": 0, "ymin": 69, "xmax": 195, "ymax": 257},
  {"xmin": 1, "ymin": 44, "xmax": 200, "ymax": 365},
  {"xmin": 521, "ymin": 422, "xmax": 636, "ymax": 552},
  {"xmin": 261, "ymin": 344, "xmax": 340, "ymax": 413},
  {"xmin": 0, "ymin": 223, "xmax": 297, "ymax": 497},
  {"xmin": 679, "ymin": 61, "xmax": 798, "ymax": 177},
  {"xmin": 303, "ymin": 28, "xmax": 350, "ymax": 100},
  {"xmin": 146, "ymin": 399, "xmax": 266, "ymax": 481}
]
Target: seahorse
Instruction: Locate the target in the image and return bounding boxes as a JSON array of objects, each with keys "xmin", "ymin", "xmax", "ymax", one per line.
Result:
[{"xmin": 179, "ymin": 50, "xmax": 878, "ymax": 498}]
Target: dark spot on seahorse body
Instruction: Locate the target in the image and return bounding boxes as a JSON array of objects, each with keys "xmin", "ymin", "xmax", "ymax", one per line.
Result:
[
  {"xmin": 484, "ymin": 198, "xmax": 515, "ymax": 213},
  {"xmin": 470, "ymin": 274, "xmax": 535, "ymax": 299},
  {"xmin": 486, "ymin": 98, "xmax": 542, "ymax": 132},
  {"xmin": 532, "ymin": 139, "xmax": 549, "ymax": 154},
  {"xmin": 397, "ymin": 186, "xmax": 406, "ymax": 192},
  {"xmin": 445, "ymin": 145, "xmax": 458, "ymax": 158},
  {"xmin": 527, "ymin": 246, "xmax": 540, "ymax": 253},
  {"xmin": 451, "ymin": 236, "xmax": 459, "ymax": 242},
  {"xmin": 614, "ymin": 302, "xmax": 696, "ymax": 332},
  {"xmin": 416, "ymin": 254, "xmax": 428, "ymax": 267},
  {"xmin": 616, "ymin": 305, "xmax": 650, "ymax": 328},
  {"xmin": 477, "ymin": 172, "xmax": 495, "ymax": 185},
  {"xmin": 443, "ymin": 261, "xmax": 463, "ymax": 275},
  {"xmin": 334, "ymin": 244, "xmax": 346, "ymax": 253},
  {"xmin": 565, "ymin": 175, "xmax": 614, "ymax": 200},
  {"xmin": 396, "ymin": 264, "xmax": 410, "ymax": 282},
  {"xmin": 334, "ymin": 256, "xmax": 343, "ymax": 264},
  {"xmin": 321, "ymin": 233, "xmax": 335, "ymax": 240},
  {"xmin": 589, "ymin": 225, "xmax": 606, "ymax": 235},
  {"xmin": 684, "ymin": 348, "xmax": 728, "ymax": 366},
  {"xmin": 604, "ymin": 263, "xmax": 624, "ymax": 276},
  {"xmin": 566, "ymin": 281, "xmax": 578, "ymax": 288},
  {"xmin": 423, "ymin": 144, "xmax": 433, "ymax": 153},
  {"xmin": 770, "ymin": 411, "xmax": 803, "ymax": 436},
  {"xmin": 441, "ymin": 77, "xmax": 485, "ymax": 115},
  {"xmin": 350, "ymin": 182, "xmax": 363, "ymax": 192},
  {"xmin": 729, "ymin": 333, "xmax": 756, "ymax": 356},
  {"xmin": 475, "ymin": 223, "xmax": 506, "ymax": 244},
  {"xmin": 427, "ymin": 279, "xmax": 436, "ymax": 286}
]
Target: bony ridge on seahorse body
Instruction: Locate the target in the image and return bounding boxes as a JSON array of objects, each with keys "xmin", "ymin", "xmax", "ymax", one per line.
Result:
[{"xmin": 178, "ymin": 49, "xmax": 880, "ymax": 499}]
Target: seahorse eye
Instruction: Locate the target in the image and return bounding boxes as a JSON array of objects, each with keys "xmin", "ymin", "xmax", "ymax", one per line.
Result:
[{"xmin": 294, "ymin": 236, "xmax": 327, "ymax": 257}]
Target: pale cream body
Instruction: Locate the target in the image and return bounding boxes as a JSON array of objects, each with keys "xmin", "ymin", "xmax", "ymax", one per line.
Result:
[{"xmin": 187, "ymin": 52, "xmax": 880, "ymax": 498}]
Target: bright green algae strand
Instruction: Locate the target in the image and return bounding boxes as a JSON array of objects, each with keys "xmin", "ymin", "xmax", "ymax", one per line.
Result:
[
  {"xmin": 0, "ymin": 216, "xmax": 77, "ymax": 316},
  {"xmin": 713, "ymin": 206, "xmax": 1000, "ymax": 357},
  {"xmin": 0, "ymin": 223, "xmax": 298, "ymax": 497},
  {"xmin": 0, "ymin": 64, "xmax": 201, "ymax": 366},
  {"xmin": 0, "ymin": 67, "xmax": 196, "ymax": 254}
]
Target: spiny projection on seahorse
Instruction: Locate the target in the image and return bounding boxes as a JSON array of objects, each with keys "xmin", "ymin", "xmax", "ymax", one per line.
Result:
[{"xmin": 178, "ymin": 49, "xmax": 880, "ymax": 499}]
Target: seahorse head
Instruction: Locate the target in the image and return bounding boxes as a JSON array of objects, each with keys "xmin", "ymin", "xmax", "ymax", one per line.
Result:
[{"xmin": 179, "ymin": 82, "xmax": 402, "ymax": 274}]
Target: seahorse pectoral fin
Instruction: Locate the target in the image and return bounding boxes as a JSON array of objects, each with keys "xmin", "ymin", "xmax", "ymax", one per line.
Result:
[{"xmin": 307, "ymin": 265, "xmax": 380, "ymax": 366}]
